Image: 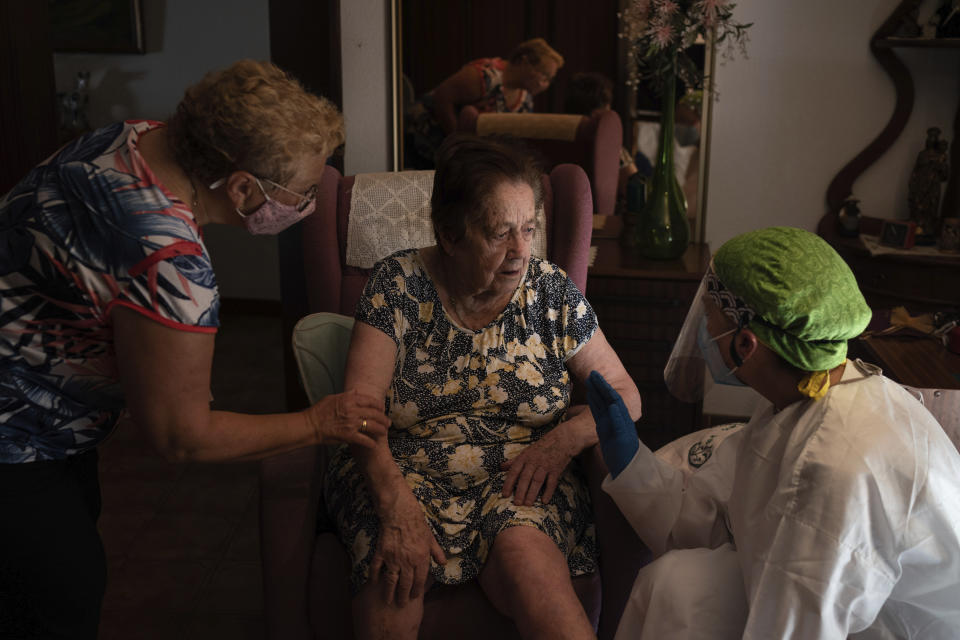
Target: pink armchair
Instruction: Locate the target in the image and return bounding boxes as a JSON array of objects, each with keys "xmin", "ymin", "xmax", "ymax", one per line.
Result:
[
  {"xmin": 261, "ymin": 164, "xmax": 648, "ymax": 639},
  {"xmin": 457, "ymin": 108, "xmax": 623, "ymax": 217}
]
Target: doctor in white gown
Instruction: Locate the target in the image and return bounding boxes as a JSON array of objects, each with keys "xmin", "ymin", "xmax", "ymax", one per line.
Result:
[{"xmin": 586, "ymin": 227, "xmax": 960, "ymax": 640}]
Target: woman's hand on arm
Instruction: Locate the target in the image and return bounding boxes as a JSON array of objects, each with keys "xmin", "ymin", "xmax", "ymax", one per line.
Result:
[
  {"xmin": 343, "ymin": 321, "xmax": 446, "ymax": 604},
  {"xmin": 303, "ymin": 387, "xmax": 391, "ymax": 448},
  {"xmin": 429, "ymin": 65, "xmax": 484, "ymax": 135},
  {"xmin": 111, "ymin": 306, "xmax": 387, "ymax": 462}
]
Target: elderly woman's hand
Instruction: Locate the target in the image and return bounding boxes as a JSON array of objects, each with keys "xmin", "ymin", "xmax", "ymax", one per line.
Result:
[
  {"xmin": 370, "ymin": 488, "xmax": 447, "ymax": 606},
  {"xmin": 500, "ymin": 423, "xmax": 580, "ymax": 506},
  {"xmin": 303, "ymin": 388, "xmax": 390, "ymax": 448}
]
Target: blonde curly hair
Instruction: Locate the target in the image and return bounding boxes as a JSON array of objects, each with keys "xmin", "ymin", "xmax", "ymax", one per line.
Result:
[
  {"xmin": 167, "ymin": 59, "xmax": 344, "ymax": 186},
  {"xmin": 508, "ymin": 38, "xmax": 564, "ymax": 72}
]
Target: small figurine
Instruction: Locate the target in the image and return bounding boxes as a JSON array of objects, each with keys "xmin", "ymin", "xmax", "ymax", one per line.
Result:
[
  {"xmin": 940, "ymin": 217, "xmax": 960, "ymax": 252},
  {"xmin": 893, "ymin": 5, "xmax": 922, "ymax": 37},
  {"xmin": 837, "ymin": 197, "xmax": 861, "ymax": 237},
  {"xmin": 907, "ymin": 127, "xmax": 950, "ymax": 244},
  {"xmin": 57, "ymin": 71, "xmax": 91, "ymax": 142},
  {"xmin": 922, "ymin": 11, "xmax": 941, "ymax": 38}
]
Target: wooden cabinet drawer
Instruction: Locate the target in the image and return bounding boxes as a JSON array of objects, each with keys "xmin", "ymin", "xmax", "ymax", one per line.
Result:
[
  {"xmin": 588, "ymin": 275, "xmax": 700, "ymax": 299},
  {"xmin": 837, "ymin": 249, "xmax": 960, "ymax": 309},
  {"xmin": 589, "ymin": 278, "xmax": 698, "ymax": 315},
  {"xmin": 596, "ymin": 320, "xmax": 682, "ymax": 347},
  {"xmin": 591, "ymin": 302, "xmax": 690, "ymax": 330},
  {"xmin": 634, "ymin": 380, "xmax": 702, "ymax": 449},
  {"xmin": 620, "ymin": 360, "xmax": 672, "ymax": 383}
]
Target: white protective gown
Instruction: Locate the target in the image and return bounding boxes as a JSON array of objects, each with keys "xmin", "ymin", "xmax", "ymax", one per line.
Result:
[{"xmin": 605, "ymin": 364, "xmax": 960, "ymax": 639}]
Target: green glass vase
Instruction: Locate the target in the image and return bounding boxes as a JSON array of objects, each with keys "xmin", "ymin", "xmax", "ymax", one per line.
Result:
[{"xmin": 631, "ymin": 71, "xmax": 690, "ymax": 260}]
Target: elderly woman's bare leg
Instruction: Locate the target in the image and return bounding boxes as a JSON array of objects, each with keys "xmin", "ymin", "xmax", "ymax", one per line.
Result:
[
  {"xmin": 352, "ymin": 581, "xmax": 425, "ymax": 640},
  {"xmin": 478, "ymin": 526, "xmax": 595, "ymax": 639}
]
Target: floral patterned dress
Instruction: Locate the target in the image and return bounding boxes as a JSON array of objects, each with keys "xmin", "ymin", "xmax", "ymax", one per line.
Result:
[{"xmin": 324, "ymin": 249, "xmax": 598, "ymax": 592}]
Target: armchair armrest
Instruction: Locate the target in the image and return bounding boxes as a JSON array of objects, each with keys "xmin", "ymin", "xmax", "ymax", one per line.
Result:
[
  {"xmin": 548, "ymin": 164, "xmax": 594, "ymax": 293},
  {"xmin": 586, "ymin": 110, "xmax": 623, "ymax": 217},
  {"xmin": 259, "ymin": 445, "xmax": 325, "ymax": 640},
  {"xmin": 458, "ymin": 105, "xmax": 480, "ymax": 132},
  {"xmin": 302, "ymin": 165, "xmax": 345, "ymax": 314}
]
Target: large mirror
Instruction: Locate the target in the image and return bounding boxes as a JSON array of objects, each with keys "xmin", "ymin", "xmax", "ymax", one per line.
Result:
[{"xmin": 391, "ymin": 0, "xmax": 713, "ymax": 241}]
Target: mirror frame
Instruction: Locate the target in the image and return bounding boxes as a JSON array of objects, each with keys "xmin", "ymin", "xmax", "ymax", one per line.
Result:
[
  {"xmin": 390, "ymin": 0, "xmax": 403, "ymax": 171},
  {"xmin": 696, "ymin": 31, "xmax": 716, "ymax": 245}
]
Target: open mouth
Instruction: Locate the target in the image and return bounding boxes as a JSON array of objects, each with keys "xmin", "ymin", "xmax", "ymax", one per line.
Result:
[{"xmin": 499, "ymin": 258, "xmax": 526, "ymax": 278}]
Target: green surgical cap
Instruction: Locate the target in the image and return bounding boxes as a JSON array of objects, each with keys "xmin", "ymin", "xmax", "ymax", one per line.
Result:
[{"xmin": 713, "ymin": 226, "xmax": 871, "ymax": 372}]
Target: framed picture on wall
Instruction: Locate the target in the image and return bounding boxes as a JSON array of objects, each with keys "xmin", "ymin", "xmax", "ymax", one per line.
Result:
[{"xmin": 49, "ymin": 0, "xmax": 144, "ymax": 54}]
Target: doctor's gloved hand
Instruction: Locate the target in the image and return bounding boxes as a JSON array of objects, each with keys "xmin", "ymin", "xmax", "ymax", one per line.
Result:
[{"xmin": 586, "ymin": 370, "xmax": 638, "ymax": 479}]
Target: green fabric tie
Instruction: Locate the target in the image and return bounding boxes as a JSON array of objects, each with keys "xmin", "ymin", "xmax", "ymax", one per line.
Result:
[{"xmin": 713, "ymin": 227, "xmax": 871, "ymax": 372}]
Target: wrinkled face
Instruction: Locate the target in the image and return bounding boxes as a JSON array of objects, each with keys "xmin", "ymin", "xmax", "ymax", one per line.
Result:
[
  {"xmin": 521, "ymin": 58, "xmax": 558, "ymax": 96},
  {"xmin": 448, "ymin": 180, "xmax": 536, "ymax": 298}
]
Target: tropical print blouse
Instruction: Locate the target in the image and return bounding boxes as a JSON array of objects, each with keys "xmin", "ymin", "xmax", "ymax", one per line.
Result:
[
  {"xmin": 467, "ymin": 57, "xmax": 534, "ymax": 114},
  {"xmin": 0, "ymin": 120, "xmax": 218, "ymax": 463},
  {"xmin": 405, "ymin": 58, "xmax": 533, "ymax": 169}
]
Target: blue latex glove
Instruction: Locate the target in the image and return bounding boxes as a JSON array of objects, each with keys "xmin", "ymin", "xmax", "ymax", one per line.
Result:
[{"xmin": 585, "ymin": 370, "xmax": 639, "ymax": 479}]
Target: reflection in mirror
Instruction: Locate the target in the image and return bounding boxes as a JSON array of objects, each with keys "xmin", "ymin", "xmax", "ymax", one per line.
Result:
[{"xmin": 390, "ymin": 0, "xmax": 711, "ymax": 240}]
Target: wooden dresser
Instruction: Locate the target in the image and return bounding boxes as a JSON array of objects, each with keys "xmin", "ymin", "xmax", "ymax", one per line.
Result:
[
  {"xmin": 585, "ymin": 215, "xmax": 710, "ymax": 450},
  {"xmin": 819, "ymin": 216, "xmax": 960, "ymax": 312},
  {"xmin": 818, "ymin": 217, "xmax": 960, "ymax": 390}
]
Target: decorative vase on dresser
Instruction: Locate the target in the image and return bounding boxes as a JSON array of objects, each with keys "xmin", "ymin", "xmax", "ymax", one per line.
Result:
[
  {"xmin": 619, "ymin": 0, "xmax": 750, "ymax": 259},
  {"xmin": 629, "ymin": 68, "xmax": 690, "ymax": 260}
]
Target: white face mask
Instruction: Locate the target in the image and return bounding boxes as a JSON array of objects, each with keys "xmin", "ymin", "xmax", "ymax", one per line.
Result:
[
  {"xmin": 696, "ymin": 315, "xmax": 747, "ymax": 387},
  {"xmin": 210, "ymin": 177, "xmax": 317, "ymax": 235}
]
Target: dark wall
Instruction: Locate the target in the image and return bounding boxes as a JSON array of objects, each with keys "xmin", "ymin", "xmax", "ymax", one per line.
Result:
[
  {"xmin": 268, "ymin": 0, "xmax": 344, "ymax": 411},
  {"xmin": 0, "ymin": 2, "xmax": 59, "ymax": 194},
  {"xmin": 268, "ymin": 0, "xmax": 342, "ymax": 109},
  {"xmin": 401, "ymin": 0, "xmax": 622, "ymax": 115}
]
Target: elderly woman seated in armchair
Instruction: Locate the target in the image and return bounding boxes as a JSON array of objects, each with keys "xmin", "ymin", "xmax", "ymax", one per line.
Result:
[{"xmin": 327, "ymin": 134, "xmax": 642, "ymax": 639}]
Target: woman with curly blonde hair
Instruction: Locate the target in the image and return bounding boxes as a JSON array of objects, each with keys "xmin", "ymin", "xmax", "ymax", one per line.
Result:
[
  {"xmin": 406, "ymin": 37, "xmax": 564, "ymax": 168},
  {"xmin": 0, "ymin": 59, "xmax": 386, "ymax": 638}
]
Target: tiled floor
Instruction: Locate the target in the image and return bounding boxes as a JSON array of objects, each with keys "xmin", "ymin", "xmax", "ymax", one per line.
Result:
[{"xmin": 96, "ymin": 313, "xmax": 286, "ymax": 639}]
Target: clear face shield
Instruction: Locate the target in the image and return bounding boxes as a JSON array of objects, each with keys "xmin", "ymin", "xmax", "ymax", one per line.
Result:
[
  {"xmin": 664, "ymin": 269, "xmax": 752, "ymax": 403},
  {"xmin": 664, "ymin": 277, "xmax": 712, "ymax": 403}
]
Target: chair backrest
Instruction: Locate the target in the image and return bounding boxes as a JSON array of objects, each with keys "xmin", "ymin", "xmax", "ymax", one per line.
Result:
[
  {"xmin": 902, "ymin": 385, "xmax": 960, "ymax": 453},
  {"xmin": 291, "ymin": 313, "xmax": 356, "ymax": 404},
  {"xmin": 458, "ymin": 107, "xmax": 622, "ymax": 216},
  {"xmin": 300, "ymin": 164, "xmax": 593, "ymax": 318}
]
